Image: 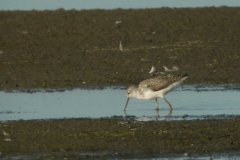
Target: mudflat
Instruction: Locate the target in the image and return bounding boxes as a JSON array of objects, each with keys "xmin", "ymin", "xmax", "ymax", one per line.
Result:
[
  {"xmin": 0, "ymin": 7, "xmax": 240, "ymax": 158},
  {"xmin": 1, "ymin": 118, "xmax": 240, "ymax": 158},
  {"xmin": 0, "ymin": 7, "xmax": 240, "ymax": 90}
]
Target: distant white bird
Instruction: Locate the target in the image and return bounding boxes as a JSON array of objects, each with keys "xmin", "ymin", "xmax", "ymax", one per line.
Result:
[
  {"xmin": 119, "ymin": 41, "xmax": 123, "ymax": 51},
  {"xmin": 149, "ymin": 65, "xmax": 156, "ymax": 73},
  {"xmin": 115, "ymin": 21, "xmax": 122, "ymax": 24},
  {"xmin": 172, "ymin": 65, "xmax": 179, "ymax": 71},
  {"xmin": 4, "ymin": 138, "xmax": 11, "ymax": 142},
  {"xmin": 3, "ymin": 131, "xmax": 9, "ymax": 136},
  {"xmin": 163, "ymin": 65, "xmax": 179, "ymax": 72},
  {"xmin": 163, "ymin": 66, "xmax": 170, "ymax": 71}
]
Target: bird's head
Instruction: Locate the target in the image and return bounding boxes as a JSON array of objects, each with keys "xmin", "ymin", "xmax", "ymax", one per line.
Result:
[
  {"xmin": 124, "ymin": 85, "xmax": 137, "ymax": 111},
  {"xmin": 126, "ymin": 85, "xmax": 137, "ymax": 99}
]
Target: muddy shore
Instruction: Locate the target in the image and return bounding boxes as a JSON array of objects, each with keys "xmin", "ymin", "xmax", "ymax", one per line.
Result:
[
  {"xmin": 1, "ymin": 7, "xmax": 240, "ymax": 159},
  {"xmin": 0, "ymin": 7, "xmax": 240, "ymax": 90},
  {"xmin": 1, "ymin": 118, "xmax": 240, "ymax": 159}
]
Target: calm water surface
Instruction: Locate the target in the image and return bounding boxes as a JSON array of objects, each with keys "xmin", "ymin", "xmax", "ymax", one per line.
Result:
[{"xmin": 0, "ymin": 85, "xmax": 239, "ymax": 121}]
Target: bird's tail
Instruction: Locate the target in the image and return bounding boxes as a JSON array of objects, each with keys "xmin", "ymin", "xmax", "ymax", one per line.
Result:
[{"xmin": 182, "ymin": 74, "xmax": 189, "ymax": 78}]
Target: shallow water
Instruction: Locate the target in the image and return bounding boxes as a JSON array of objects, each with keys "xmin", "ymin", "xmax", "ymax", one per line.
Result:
[
  {"xmin": 0, "ymin": 85, "xmax": 239, "ymax": 121},
  {"xmin": 1, "ymin": 85, "xmax": 240, "ymax": 160}
]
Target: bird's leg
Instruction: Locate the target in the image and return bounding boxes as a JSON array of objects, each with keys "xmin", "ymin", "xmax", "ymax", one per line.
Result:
[
  {"xmin": 168, "ymin": 109, "xmax": 172, "ymax": 116},
  {"xmin": 163, "ymin": 97, "xmax": 173, "ymax": 110},
  {"xmin": 155, "ymin": 99, "xmax": 159, "ymax": 110},
  {"xmin": 156, "ymin": 109, "xmax": 159, "ymax": 121}
]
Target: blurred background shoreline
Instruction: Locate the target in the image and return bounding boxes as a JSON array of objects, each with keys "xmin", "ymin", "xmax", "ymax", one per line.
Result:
[{"xmin": 0, "ymin": 0, "xmax": 240, "ymax": 11}]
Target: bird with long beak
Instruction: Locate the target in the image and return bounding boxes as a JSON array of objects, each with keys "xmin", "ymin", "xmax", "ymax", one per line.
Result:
[{"xmin": 124, "ymin": 74, "xmax": 188, "ymax": 111}]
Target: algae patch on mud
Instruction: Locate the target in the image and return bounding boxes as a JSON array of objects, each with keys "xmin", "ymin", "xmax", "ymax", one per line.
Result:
[
  {"xmin": 0, "ymin": 7, "xmax": 240, "ymax": 90},
  {"xmin": 1, "ymin": 118, "xmax": 240, "ymax": 158}
]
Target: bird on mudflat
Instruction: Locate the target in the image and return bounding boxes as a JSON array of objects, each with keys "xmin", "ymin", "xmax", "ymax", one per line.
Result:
[
  {"xmin": 149, "ymin": 65, "xmax": 156, "ymax": 73},
  {"xmin": 163, "ymin": 65, "xmax": 179, "ymax": 72},
  {"xmin": 119, "ymin": 41, "xmax": 123, "ymax": 51},
  {"xmin": 124, "ymin": 74, "xmax": 188, "ymax": 111}
]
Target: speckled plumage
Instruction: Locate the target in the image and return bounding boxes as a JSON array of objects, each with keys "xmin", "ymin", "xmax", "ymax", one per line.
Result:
[
  {"xmin": 124, "ymin": 74, "xmax": 188, "ymax": 111},
  {"xmin": 139, "ymin": 75, "xmax": 185, "ymax": 92}
]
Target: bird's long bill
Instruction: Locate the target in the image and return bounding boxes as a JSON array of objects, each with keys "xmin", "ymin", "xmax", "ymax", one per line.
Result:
[{"xmin": 124, "ymin": 98, "xmax": 130, "ymax": 111}]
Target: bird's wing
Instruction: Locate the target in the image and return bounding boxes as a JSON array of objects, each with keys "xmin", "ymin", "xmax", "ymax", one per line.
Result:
[{"xmin": 139, "ymin": 76, "xmax": 184, "ymax": 91}]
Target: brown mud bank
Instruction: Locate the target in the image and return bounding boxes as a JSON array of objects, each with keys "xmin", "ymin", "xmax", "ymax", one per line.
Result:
[
  {"xmin": 1, "ymin": 118, "xmax": 240, "ymax": 158},
  {"xmin": 0, "ymin": 7, "xmax": 240, "ymax": 90}
]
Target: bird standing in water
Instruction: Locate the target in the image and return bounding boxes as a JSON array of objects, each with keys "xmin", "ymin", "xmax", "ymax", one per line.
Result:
[{"xmin": 124, "ymin": 74, "xmax": 188, "ymax": 111}]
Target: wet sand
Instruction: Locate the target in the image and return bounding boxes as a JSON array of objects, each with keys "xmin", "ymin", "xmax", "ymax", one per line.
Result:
[{"xmin": 0, "ymin": 7, "xmax": 240, "ymax": 90}]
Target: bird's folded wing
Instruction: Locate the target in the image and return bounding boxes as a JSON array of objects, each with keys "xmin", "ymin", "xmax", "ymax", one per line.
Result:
[{"xmin": 139, "ymin": 76, "xmax": 182, "ymax": 91}]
